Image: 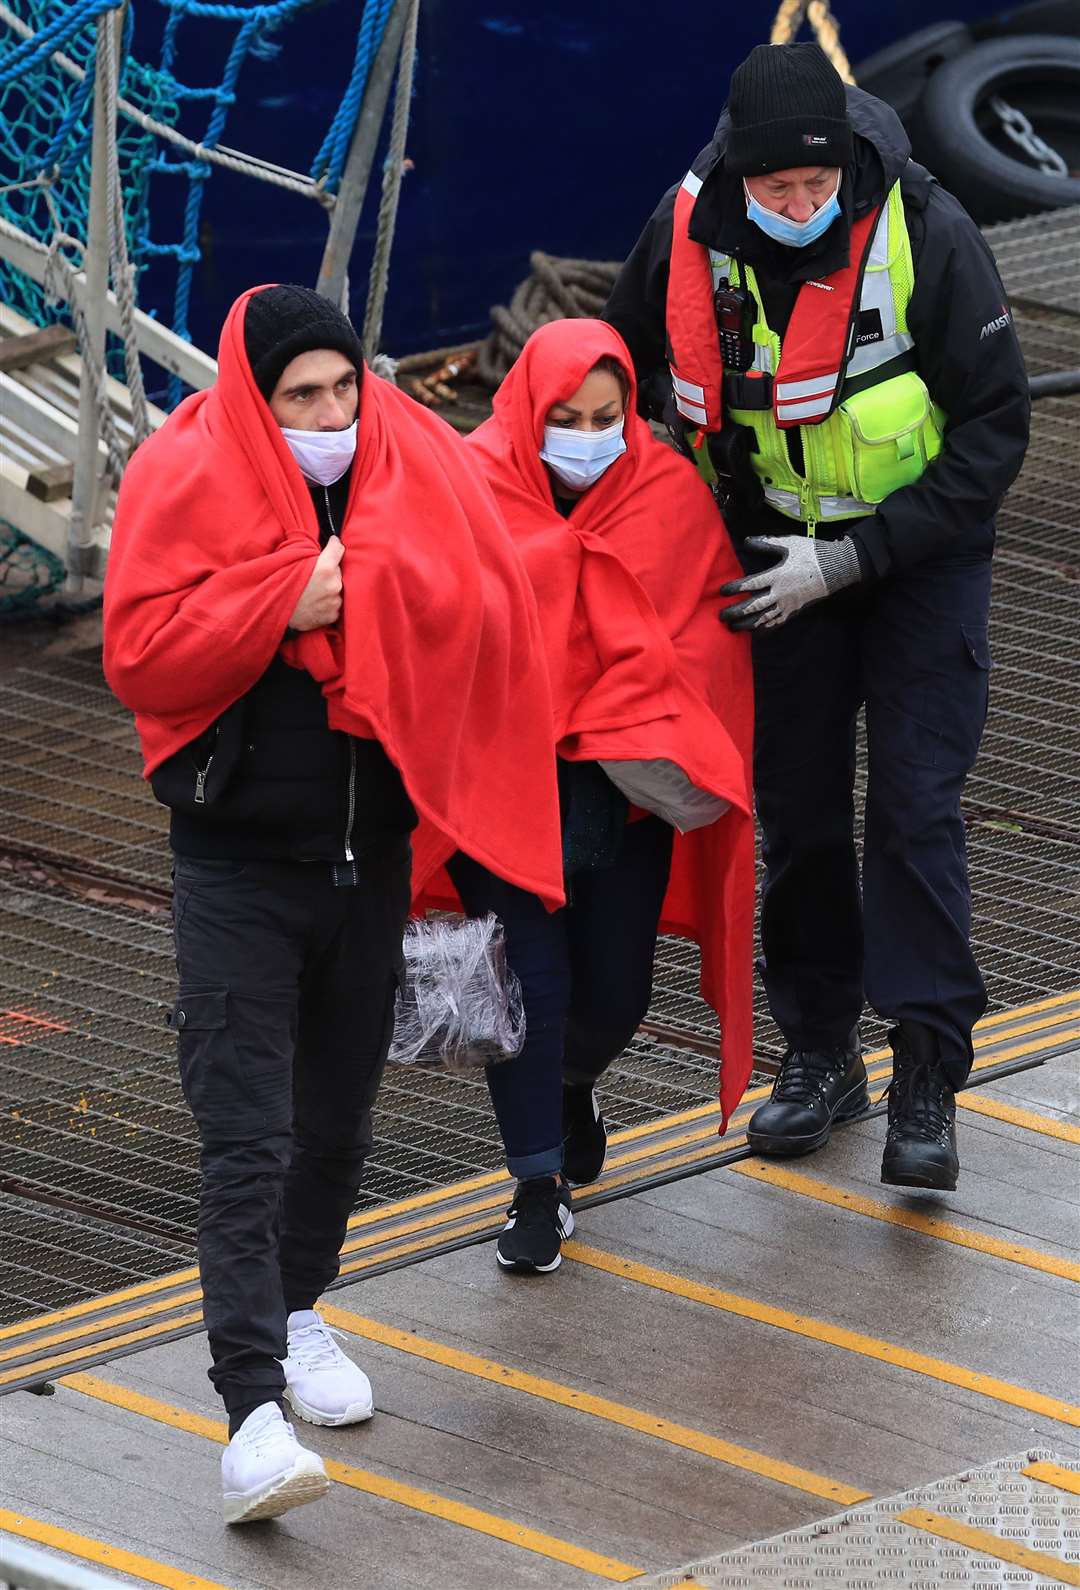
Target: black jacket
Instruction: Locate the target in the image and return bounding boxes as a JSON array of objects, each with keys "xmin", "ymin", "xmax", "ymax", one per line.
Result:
[
  {"xmin": 604, "ymin": 87, "xmax": 1031, "ymax": 576},
  {"xmin": 163, "ymin": 472, "xmax": 417, "ymax": 862}
]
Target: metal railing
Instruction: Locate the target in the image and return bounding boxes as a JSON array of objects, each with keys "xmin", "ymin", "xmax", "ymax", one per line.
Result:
[{"xmin": 1, "ymin": 1538, "xmax": 125, "ymax": 1590}]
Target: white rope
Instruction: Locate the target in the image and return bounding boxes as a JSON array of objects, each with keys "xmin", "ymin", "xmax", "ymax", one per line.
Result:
[
  {"xmin": 361, "ymin": 0, "xmax": 418, "ymax": 356},
  {"xmin": 0, "ymin": 1, "xmax": 335, "ymax": 205},
  {"xmin": 37, "ymin": 17, "xmax": 142, "ymax": 498},
  {"xmin": 44, "ymin": 229, "xmax": 129, "ymax": 487},
  {"xmin": 98, "ymin": 4, "xmax": 150, "ymax": 447}
]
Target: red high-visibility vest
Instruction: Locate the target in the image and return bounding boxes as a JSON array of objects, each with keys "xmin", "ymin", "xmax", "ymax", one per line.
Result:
[{"xmin": 666, "ymin": 169, "xmax": 881, "ymax": 432}]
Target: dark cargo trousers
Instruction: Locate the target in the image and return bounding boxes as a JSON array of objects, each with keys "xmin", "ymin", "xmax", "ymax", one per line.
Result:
[
  {"xmin": 747, "ymin": 551, "xmax": 993, "ymax": 1087},
  {"xmin": 170, "ymin": 843, "xmax": 410, "ymax": 1421}
]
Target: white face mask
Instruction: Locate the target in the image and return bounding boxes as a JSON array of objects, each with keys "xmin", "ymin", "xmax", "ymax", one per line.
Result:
[
  {"xmin": 281, "ymin": 420, "xmax": 358, "ymax": 486},
  {"xmin": 540, "ymin": 421, "xmax": 627, "ymax": 492}
]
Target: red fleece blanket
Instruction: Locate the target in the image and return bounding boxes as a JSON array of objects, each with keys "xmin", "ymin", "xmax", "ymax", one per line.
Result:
[
  {"xmin": 103, "ymin": 287, "xmax": 564, "ymax": 907},
  {"xmin": 429, "ymin": 318, "xmax": 757, "ymax": 1124}
]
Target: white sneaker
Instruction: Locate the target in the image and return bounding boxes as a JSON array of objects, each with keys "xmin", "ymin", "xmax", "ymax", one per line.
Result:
[
  {"xmin": 221, "ymin": 1402, "xmax": 329, "ymax": 1525},
  {"xmin": 281, "ymin": 1309, "xmax": 374, "ymax": 1427}
]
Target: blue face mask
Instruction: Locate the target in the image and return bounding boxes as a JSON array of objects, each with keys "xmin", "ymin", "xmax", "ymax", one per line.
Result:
[
  {"xmin": 540, "ymin": 420, "xmax": 626, "ymax": 491},
  {"xmin": 744, "ymin": 176, "xmax": 842, "ymax": 249}
]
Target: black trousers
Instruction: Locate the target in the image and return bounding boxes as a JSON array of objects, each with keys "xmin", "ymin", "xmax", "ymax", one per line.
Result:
[
  {"xmin": 170, "ymin": 844, "xmax": 410, "ymax": 1417},
  {"xmin": 748, "ymin": 552, "xmax": 992, "ymax": 1086}
]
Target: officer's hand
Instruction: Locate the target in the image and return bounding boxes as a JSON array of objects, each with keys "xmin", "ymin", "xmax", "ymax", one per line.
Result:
[
  {"xmin": 288, "ymin": 536, "xmax": 345, "ymax": 631},
  {"xmin": 720, "ymin": 535, "xmax": 860, "ymax": 632}
]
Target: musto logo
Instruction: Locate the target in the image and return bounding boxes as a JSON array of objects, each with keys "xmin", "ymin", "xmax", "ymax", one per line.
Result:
[{"xmin": 980, "ymin": 306, "xmax": 1012, "ymax": 340}]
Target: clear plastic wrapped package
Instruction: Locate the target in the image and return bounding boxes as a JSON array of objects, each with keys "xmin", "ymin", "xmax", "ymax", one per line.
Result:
[{"xmin": 388, "ymin": 913, "xmax": 526, "ymax": 1071}]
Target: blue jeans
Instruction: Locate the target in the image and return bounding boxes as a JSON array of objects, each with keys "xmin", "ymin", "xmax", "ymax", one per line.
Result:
[{"xmin": 447, "ymin": 816, "xmax": 674, "ymax": 1179}]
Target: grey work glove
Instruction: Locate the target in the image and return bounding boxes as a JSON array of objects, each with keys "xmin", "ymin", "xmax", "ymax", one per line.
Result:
[{"xmin": 720, "ymin": 535, "xmax": 862, "ymax": 632}]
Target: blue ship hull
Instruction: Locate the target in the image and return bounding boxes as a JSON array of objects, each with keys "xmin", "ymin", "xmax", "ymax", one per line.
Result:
[{"xmin": 138, "ymin": 1, "xmax": 1002, "ymax": 361}]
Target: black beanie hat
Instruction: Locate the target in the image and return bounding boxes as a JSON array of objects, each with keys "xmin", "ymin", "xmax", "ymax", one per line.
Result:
[
  {"xmin": 243, "ymin": 284, "xmax": 366, "ymax": 401},
  {"xmin": 726, "ymin": 42, "xmax": 853, "ymax": 178}
]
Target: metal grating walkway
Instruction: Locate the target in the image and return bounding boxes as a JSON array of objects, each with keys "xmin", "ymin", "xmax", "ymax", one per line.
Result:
[
  {"xmin": 634, "ymin": 1449, "xmax": 1080, "ymax": 1588},
  {"xmin": 0, "ymin": 214, "xmax": 1078, "ymax": 1330}
]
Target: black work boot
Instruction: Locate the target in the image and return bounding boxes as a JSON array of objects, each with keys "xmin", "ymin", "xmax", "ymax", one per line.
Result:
[
  {"xmin": 881, "ymin": 1021, "xmax": 959, "ymax": 1191},
  {"xmin": 747, "ymin": 1032, "xmax": 868, "ymax": 1157}
]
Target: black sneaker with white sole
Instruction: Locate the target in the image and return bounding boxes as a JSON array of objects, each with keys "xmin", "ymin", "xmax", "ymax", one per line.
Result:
[
  {"xmin": 496, "ymin": 1177, "xmax": 574, "ymax": 1272},
  {"xmin": 562, "ymin": 1082, "xmax": 607, "ymax": 1186}
]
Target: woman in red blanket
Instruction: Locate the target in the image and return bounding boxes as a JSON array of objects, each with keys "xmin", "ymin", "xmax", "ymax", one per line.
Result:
[
  {"xmin": 440, "ymin": 317, "xmax": 754, "ymax": 1273},
  {"xmin": 104, "ymin": 285, "xmax": 562, "ymax": 1524}
]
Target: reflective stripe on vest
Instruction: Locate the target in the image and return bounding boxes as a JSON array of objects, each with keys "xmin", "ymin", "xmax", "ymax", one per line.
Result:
[
  {"xmin": 667, "ymin": 179, "xmax": 944, "ymax": 524},
  {"xmin": 666, "ymin": 178, "xmax": 915, "ymax": 432},
  {"xmin": 763, "ymin": 485, "xmax": 876, "ymax": 520},
  {"xmin": 667, "ymin": 170, "xmax": 724, "ymax": 429},
  {"xmin": 768, "ymin": 205, "xmax": 880, "ymax": 428}
]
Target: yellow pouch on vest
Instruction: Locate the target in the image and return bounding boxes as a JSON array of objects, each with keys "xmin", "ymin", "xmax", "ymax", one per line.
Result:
[{"xmin": 837, "ymin": 372, "xmax": 944, "ymax": 503}]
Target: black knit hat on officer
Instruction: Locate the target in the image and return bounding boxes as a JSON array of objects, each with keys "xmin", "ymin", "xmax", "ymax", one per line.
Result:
[
  {"xmin": 243, "ymin": 284, "xmax": 366, "ymax": 401},
  {"xmin": 726, "ymin": 42, "xmax": 854, "ymax": 178}
]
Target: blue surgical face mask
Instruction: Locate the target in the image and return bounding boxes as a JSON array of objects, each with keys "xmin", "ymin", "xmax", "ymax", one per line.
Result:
[
  {"xmin": 743, "ymin": 175, "xmax": 842, "ymax": 249},
  {"xmin": 540, "ymin": 420, "xmax": 626, "ymax": 491}
]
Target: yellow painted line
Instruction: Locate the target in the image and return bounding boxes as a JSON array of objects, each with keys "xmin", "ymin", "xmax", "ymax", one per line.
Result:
[
  {"xmin": 1026, "ymin": 1460, "xmax": 1080, "ymax": 1496},
  {"xmin": 969, "ymin": 1032, "xmax": 1080, "ymax": 1075},
  {"xmin": 729, "ymin": 1159, "xmax": 1080, "ymax": 1284},
  {"xmin": 62, "ymin": 1373, "xmax": 641, "ymax": 1581},
  {"xmin": 336, "ymin": 1116, "xmax": 755, "ymax": 1269},
  {"xmin": 343, "ymin": 1166, "xmax": 509, "ymax": 1228},
  {"xmin": 564, "ymin": 1242, "xmax": 1080, "ymax": 1429},
  {"xmin": 636, "ymin": 1002, "xmax": 1080, "ymax": 1135},
  {"xmin": 976, "ymin": 990, "xmax": 1080, "ymax": 1027},
  {"xmin": 339, "ymin": 998, "xmax": 1079, "ymax": 1232},
  {"xmin": 0, "ymin": 1311, "xmax": 205, "ymax": 1390},
  {"xmin": 0, "ymin": 1508, "xmax": 231, "ymax": 1590},
  {"xmin": 956, "ymin": 1093, "xmax": 1080, "ymax": 1145},
  {"xmin": 3, "ymin": 1004, "xmax": 1075, "ymax": 1356},
  {"xmin": 319, "ymin": 1302, "xmax": 868, "ymax": 1507},
  {"xmin": 0, "ymin": 1268, "xmax": 200, "ymax": 1343},
  {"xmin": 897, "ymin": 1505, "xmax": 1080, "ymax": 1586},
  {"xmin": 0, "ymin": 1030, "xmax": 1068, "ymax": 1380},
  {"xmin": 0, "ymin": 1287, "xmax": 204, "ymax": 1367},
  {"xmin": 970, "ymin": 1010, "xmax": 1080, "ymax": 1044},
  {"xmin": 336, "ymin": 1209, "xmax": 533, "ymax": 1282}
]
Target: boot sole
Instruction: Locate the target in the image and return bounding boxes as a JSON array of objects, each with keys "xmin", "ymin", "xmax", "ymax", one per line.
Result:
[
  {"xmin": 224, "ymin": 1461, "xmax": 330, "ymax": 1525},
  {"xmin": 747, "ymin": 1085, "xmax": 871, "ymax": 1158},
  {"xmin": 881, "ymin": 1165, "xmax": 958, "ymax": 1192},
  {"xmin": 283, "ymin": 1387, "xmax": 374, "ymax": 1427}
]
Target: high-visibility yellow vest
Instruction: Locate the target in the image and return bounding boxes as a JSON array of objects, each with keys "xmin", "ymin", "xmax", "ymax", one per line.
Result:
[{"xmin": 667, "ymin": 177, "xmax": 946, "ymax": 533}]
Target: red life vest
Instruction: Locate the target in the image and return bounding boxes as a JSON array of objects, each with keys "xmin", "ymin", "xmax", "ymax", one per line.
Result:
[{"xmin": 666, "ymin": 170, "xmax": 882, "ymax": 432}]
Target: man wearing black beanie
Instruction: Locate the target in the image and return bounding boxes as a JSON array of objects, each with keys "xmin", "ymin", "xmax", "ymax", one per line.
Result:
[
  {"xmin": 605, "ymin": 44, "xmax": 1030, "ymax": 1193},
  {"xmin": 118, "ymin": 284, "xmax": 417, "ymax": 1523}
]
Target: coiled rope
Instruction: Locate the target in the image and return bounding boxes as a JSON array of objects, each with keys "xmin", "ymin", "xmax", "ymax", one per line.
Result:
[{"xmin": 473, "ymin": 252, "xmax": 622, "ymax": 389}]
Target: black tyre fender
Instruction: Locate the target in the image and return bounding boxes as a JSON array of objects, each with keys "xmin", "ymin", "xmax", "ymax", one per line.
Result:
[
  {"xmin": 976, "ymin": 0, "xmax": 1080, "ymax": 42},
  {"xmin": 854, "ymin": 22, "xmax": 974, "ymax": 124},
  {"xmin": 916, "ymin": 36, "xmax": 1080, "ymax": 222}
]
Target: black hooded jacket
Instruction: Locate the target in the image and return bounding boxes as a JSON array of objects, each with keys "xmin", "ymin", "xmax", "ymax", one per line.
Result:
[{"xmin": 604, "ymin": 87, "xmax": 1031, "ymax": 576}]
